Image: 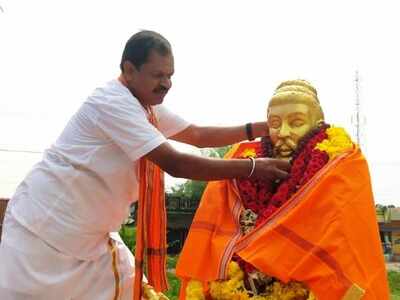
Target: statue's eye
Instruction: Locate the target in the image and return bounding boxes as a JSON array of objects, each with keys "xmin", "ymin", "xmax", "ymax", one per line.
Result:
[
  {"xmin": 291, "ymin": 119, "xmax": 305, "ymax": 127},
  {"xmin": 269, "ymin": 119, "xmax": 281, "ymax": 128}
]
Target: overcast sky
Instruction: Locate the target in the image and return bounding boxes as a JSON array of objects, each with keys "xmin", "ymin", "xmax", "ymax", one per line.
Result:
[{"xmin": 1, "ymin": 0, "xmax": 399, "ymax": 205}]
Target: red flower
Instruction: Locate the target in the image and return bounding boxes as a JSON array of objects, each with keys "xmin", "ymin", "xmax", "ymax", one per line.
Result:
[{"xmin": 238, "ymin": 126, "xmax": 330, "ymax": 227}]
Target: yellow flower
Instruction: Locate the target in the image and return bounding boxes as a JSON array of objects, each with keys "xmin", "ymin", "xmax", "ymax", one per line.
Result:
[
  {"xmin": 307, "ymin": 292, "xmax": 316, "ymax": 300},
  {"xmin": 186, "ymin": 280, "xmax": 205, "ymax": 300},
  {"xmin": 315, "ymin": 126, "xmax": 353, "ymax": 159},
  {"xmin": 209, "ymin": 262, "xmax": 247, "ymax": 300},
  {"xmin": 228, "ymin": 261, "xmax": 244, "ymax": 280},
  {"xmin": 241, "ymin": 148, "xmax": 257, "ymax": 158},
  {"xmin": 207, "ymin": 260, "xmax": 312, "ymax": 300}
]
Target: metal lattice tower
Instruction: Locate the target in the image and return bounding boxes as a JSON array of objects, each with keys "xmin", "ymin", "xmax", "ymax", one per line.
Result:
[{"xmin": 351, "ymin": 70, "xmax": 366, "ymax": 148}]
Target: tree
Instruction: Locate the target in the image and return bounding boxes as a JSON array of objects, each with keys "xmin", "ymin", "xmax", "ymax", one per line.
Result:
[
  {"xmin": 200, "ymin": 145, "xmax": 231, "ymax": 159},
  {"xmin": 168, "ymin": 146, "xmax": 232, "ymax": 201}
]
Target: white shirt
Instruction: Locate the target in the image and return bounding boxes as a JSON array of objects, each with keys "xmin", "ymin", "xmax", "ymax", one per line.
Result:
[{"xmin": 6, "ymin": 79, "xmax": 189, "ymax": 260}]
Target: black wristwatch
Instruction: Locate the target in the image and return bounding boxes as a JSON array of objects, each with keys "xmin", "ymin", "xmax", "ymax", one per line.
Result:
[{"xmin": 245, "ymin": 123, "xmax": 254, "ymax": 141}]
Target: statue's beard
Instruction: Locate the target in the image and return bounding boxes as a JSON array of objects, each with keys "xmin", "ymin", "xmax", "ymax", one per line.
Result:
[{"xmin": 273, "ymin": 138, "xmax": 297, "ymax": 158}]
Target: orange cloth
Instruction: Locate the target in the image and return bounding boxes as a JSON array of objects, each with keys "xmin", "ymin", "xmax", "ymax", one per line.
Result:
[
  {"xmin": 176, "ymin": 142, "xmax": 389, "ymax": 300},
  {"xmin": 134, "ymin": 107, "xmax": 168, "ymax": 300}
]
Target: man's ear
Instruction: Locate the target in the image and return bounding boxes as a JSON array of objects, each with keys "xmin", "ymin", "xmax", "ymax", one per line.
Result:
[{"xmin": 122, "ymin": 61, "xmax": 138, "ymax": 81}]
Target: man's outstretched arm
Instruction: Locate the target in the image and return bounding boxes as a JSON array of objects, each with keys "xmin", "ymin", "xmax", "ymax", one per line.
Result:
[
  {"xmin": 145, "ymin": 142, "xmax": 289, "ymax": 181},
  {"xmin": 170, "ymin": 122, "xmax": 268, "ymax": 148}
]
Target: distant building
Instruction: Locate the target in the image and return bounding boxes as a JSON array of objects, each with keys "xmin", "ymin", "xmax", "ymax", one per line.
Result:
[
  {"xmin": 376, "ymin": 206, "xmax": 400, "ymax": 261},
  {"xmin": 0, "ymin": 198, "xmax": 9, "ymax": 242},
  {"xmin": 165, "ymin": 195, "xmax": 198, "ymax": 254}
]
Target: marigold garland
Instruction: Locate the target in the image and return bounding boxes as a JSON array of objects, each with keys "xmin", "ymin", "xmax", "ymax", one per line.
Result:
[
  {"xmin": 315, "ymin": 126, "xmax": 353, "ymax": 159},
  {"xmin": 186, "ymin": 280, "xmax": 205, "ymax": 300}
]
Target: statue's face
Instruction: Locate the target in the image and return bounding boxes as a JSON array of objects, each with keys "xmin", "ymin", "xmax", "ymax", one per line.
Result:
[{"xmin": 268, "ymin": 103, "xmax": 316, "ymax": 159}]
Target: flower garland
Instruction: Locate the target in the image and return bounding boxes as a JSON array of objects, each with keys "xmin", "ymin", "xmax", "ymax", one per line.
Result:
[
  {"xmin": 237, "ymin": 123, "xmax": 330, "ymax": 230},
  {"xmin": 186, "ymin": 125, "xmax": 353, "ymax": 300}
]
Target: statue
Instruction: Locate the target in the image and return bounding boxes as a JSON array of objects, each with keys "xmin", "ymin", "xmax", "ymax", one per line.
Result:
[
  {"xmin": 268, "ymin": 80, "xmax": 323, "ymax": 160},
  {"xmin": 176, "ymin": 80, "xmax": 390, "ymax": 300}
]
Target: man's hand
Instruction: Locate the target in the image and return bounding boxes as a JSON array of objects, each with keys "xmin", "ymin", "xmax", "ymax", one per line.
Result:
[
  {"xmin": 143, "ymin": 284, "xmax": 169, "ymax": 300},
  {"xmin": 146, "ymin": 142, "xmax": 290, "ymax": 182},
  {"xmin": 251, "ymin": 158, "xmax": 290, "ymax": 181}
]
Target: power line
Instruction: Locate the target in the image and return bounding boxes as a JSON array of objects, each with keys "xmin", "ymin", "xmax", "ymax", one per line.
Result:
[{"xmin": 0, "ymin": 148, "xmax": 42, "ymax": 154}]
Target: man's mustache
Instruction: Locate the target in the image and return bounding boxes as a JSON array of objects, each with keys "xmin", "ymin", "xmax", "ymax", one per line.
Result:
[{"xmin": 153, "ymin": 86, "xmax": 169, "ymax": 93}]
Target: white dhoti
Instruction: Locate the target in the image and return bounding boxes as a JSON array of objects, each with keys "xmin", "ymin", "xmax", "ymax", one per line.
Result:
[{"xmin": 0, "ymin": 212, "xmax": 140, "ymax": 300}]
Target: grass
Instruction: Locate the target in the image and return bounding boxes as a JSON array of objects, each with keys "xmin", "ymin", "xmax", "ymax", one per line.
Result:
[
  {"xmin": 165, "ymin": 271, "xmax": 181, "ymax": 300},
  {"xmin": 389, "ymin": 271, "xmax": 400, "ymax": 299},
  {"xmin": 165, "ymin": 255, "xmax": 180, "ymax": 300}
]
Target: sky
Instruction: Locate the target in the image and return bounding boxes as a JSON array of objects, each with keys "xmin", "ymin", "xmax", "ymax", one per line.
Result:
[{"xmin": 0, "ymin": 0, "xmax": 399, "ymax": 205}]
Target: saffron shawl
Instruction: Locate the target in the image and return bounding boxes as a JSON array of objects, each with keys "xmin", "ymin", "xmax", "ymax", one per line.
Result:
[
  {"xmin": 134, "ymin": 107, "xmax": 168, "ymax": 300},
  {"xmin": 176, "ymin": 142, "xmax": 389, "ymax": 300}
]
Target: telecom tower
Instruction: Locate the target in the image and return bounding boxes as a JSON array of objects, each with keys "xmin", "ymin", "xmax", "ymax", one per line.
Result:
[{"xmin": 351, "ymin": 70, "xmax": 366, "ymax": 149}]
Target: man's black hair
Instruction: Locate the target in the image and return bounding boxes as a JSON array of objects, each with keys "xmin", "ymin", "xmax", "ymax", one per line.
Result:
[{"xmin": 120, "ymin": 30, "xmax": 172, "ymax": 72}]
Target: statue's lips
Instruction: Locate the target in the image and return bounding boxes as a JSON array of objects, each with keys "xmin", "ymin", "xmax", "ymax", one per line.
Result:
[
  {"xmin": 278, "ymin": 145, "xmax": 293, "ymax": 157},
  {"xmin": 279, "ymin": 149, "xmax": 293, "ymax": 156}
]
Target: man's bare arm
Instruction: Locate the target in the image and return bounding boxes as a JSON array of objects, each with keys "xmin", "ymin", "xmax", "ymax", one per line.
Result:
[
  {"xmin": 145, "ymin": 142, "xmax": 289, "ymax": 181},
  {"xmin": 170, "ymin": 122, "xmax": 268, "ymax": 148}
]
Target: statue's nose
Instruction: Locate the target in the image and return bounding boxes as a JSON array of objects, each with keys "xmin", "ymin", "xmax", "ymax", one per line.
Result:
[{"xmin": 278, "ymin": 122, "xmax": 291, "ymax": 137}]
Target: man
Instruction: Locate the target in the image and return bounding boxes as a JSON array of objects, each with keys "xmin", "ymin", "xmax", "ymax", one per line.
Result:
[
  {"xmin": 177, "ymin": 80, "xmax": 389, "ymax": 300},
  {"xmin": 0, "ymin": 31, "xmax": 289, "ymax": 300}
]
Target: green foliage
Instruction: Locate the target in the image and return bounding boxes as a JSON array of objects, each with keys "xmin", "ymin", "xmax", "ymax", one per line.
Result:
[
  {"xmin": 169, "ymin": 180, "xmax": 207, "ymax": 201},
  {"xmin": 389, "ymin": 271, "xmax": 400, "ymax": 297},
  {"xmin": 200, "ymin": 146, "xmax": 231, "ymax": 159},
  {"xmin": 167, "ymin": 255, "xmax": 179, "ymax": 269},
  {"xmin": 168, "ymin": 146, "xmax": 232, "ymax": 201},
  {"xmin": 119, "ymin": 225, "xmax": 136, "ymax": 254}
]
